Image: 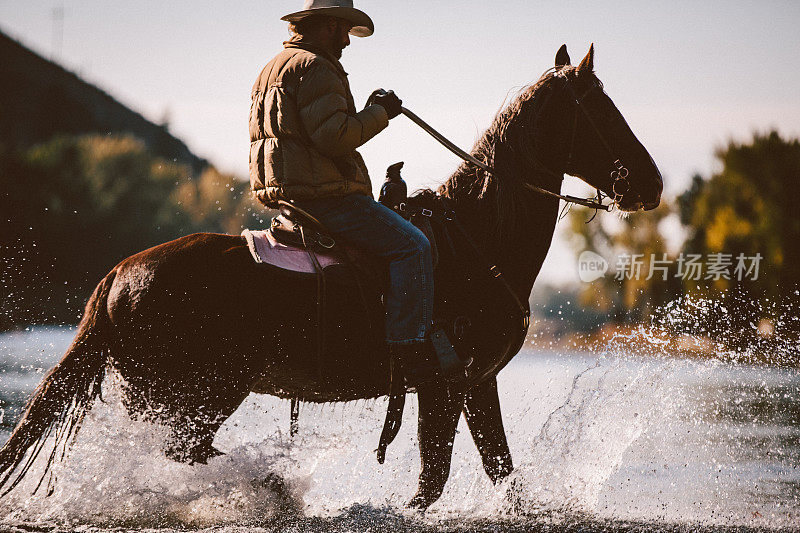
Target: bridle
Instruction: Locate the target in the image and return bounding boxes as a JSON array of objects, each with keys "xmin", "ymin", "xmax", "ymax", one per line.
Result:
[
  {"xmin": 560, "ymin": 73, "xmax": 632, "ymax": 210},
  {"xmin": 398, "ymin": 71, "xmax": 635, "ymax": 213}
]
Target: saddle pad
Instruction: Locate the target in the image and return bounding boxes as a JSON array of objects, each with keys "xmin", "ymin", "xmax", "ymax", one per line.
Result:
[{"xmin": 241, "ymin": 229, "xmax": 343, "ymax": 274}]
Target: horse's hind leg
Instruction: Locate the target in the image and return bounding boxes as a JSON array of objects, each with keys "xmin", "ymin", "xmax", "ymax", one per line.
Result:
[
  {"xmin": 463, "ymin": 377, "xmax": 513, "ymax": 483},
  {"xmin": 165, "ymin": 411, "xmax": 225, "ymax": 464},
  {"xmin": 408, "ymin": 382, "xmax": 465, "ymax": 509},
  {"xmin": 163, "ymin": 377, "xmax": 252, "ymax": 465}
]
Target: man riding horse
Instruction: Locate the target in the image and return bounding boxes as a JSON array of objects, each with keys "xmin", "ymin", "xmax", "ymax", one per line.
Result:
[
  {"xmin": 0, "ymin": 0, "xmax": 663, "ymax": 505},
  {"xmin": 249, "ymin": 0, "xmax": 444, "ymax": 385}
]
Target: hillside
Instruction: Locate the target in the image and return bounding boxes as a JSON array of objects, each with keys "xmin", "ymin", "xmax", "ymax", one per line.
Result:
[
  {"xmin": 0, "ymin": 30, "xmax": 206, "ymax": 173},
  {"xmin": 0, "ymin": 31, "xmax": 261, "ymax": 330}
]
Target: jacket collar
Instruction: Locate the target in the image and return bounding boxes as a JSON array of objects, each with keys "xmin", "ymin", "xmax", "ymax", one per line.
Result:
[{"xmin": 283, "ymin": 35, "xmax": 348, "ymax": 76}]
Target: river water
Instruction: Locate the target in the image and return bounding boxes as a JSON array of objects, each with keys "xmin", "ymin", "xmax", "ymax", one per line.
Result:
[{"xmin": 1, "ymin": 326, "xmax": 799, "ymax": 532}]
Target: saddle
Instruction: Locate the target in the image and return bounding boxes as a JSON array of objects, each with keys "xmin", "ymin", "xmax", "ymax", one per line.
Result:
[
  {"xmin": 265, "ymin": 199, "xmax": 438, "ymax": 277},
  {"xmin": 257, "ymin": 173, "xmax": 464, "ymax": 464},
  {"xmin": 266, "ymin": 199, "xmax": 446, "ymax": 350},
  {"xmin": 270, "ymin": 201, "xmax": 337, "ymax": 253},
  {"xmin": 245, "ymin": 165, "xmax": 529, "ymax": 465}
]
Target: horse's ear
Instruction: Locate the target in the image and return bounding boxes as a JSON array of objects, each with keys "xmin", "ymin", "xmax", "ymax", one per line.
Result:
[
  {"xmin": 578, "ymin": 43, "xmax": 594, "ymax": 72},
  {"xmin": 555, "ymin": 44, "xmax": 571, "ymax": 69}
]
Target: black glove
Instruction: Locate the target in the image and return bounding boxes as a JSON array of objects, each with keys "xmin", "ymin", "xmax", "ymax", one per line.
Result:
[
  {"xmin": 366, "ymin": 89, "xmax": 402, "ymax": 119},
  {"xmin": 366, "ymin": 89, "xmax": 384, "ymax": 107}
]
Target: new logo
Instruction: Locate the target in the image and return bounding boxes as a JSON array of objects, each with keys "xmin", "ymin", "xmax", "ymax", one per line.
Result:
[{"xmin": 578, "ymin": 250, "xmax": 608, "ymax": 282}]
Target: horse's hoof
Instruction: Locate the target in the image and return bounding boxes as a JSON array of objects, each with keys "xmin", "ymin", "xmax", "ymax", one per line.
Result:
[
  {"xmin": 407, "ymin": 492, "xmax": 437, "ymax": 511},
  {"xmin": 191, "ymin": 445, "xmax": 225, "ymax": 464},
  {"xmin": 252, "ymin": 473, "xmax": 297, "ymax": 512},
  {"xmin": 406, "ymin": 496, "xmax": 427, "ymax": 511}
]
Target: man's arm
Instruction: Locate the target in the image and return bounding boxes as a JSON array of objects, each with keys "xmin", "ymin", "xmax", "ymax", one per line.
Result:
[{"xmin": 297, "ymin": 63, "xmax": 389, "ymax": 157}]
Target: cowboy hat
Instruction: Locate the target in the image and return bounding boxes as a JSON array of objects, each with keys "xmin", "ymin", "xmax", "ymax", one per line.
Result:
[{"xmin": 281, "ymin": 0, "xmax": 374, "ymax": 38}]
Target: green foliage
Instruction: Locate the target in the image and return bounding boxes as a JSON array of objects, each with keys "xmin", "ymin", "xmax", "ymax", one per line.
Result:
[
  {"xmin": 0, "ymin": 134, "xmax": 264, "ymax": 329},
  {"xmin": 679, "ymin": 131, "xmax": 800, "ymax": 297}
]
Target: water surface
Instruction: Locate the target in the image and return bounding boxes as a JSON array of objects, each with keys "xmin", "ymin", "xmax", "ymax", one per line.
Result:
[{"xmin": 1, "ymin": 327, "xmax": 798, "ymax": 531}]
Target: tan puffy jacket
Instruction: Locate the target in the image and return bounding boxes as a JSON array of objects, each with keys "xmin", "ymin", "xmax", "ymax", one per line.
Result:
[{"xmin": 249, "ymin": 39, "xmax": 389, "ymax": 207}]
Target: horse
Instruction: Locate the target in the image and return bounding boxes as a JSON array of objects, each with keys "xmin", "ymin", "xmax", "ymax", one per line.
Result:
[{"xmin": 0, "ymin": 44, "xmax": 662, "ymax": 508}]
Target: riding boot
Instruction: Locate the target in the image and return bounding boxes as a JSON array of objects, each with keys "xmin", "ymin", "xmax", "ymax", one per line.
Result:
[{"xmin": 390, "ymin": 342, "xmax": 440, "ymax": 387}]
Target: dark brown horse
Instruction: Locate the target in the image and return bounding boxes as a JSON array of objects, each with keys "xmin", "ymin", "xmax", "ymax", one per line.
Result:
[{"xmin": 0, "ymin": 45, "xmax": 662, "ymax": 508}]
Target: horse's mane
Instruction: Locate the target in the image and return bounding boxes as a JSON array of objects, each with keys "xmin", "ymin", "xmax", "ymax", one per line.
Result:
[{"xmin": 416, "ymin": 67, "xmax": 577, "ymax": 246}]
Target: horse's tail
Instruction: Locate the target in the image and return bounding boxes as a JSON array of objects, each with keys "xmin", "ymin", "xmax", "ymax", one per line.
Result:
[{"xmin": 0, "ymin": 269, "xmax": 116, "ymax": 496}]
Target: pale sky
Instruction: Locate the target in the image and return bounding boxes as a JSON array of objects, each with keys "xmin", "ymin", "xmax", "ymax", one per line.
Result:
[{"xmin": 2, "ymin": 1, "xmax": 799, "ymax": 284}]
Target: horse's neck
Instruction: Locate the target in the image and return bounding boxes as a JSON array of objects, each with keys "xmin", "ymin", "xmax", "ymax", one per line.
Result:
[
  {"xmin": 442, "ymin": 82, "xmax": 567, "ymax": 302},
  {"xmin": 499, "ymin": 196, "xmax": 560, "ymax": 299},
  {"xmin": 446, "ymin": 170, "xmax": 562, "ymax": 302}
]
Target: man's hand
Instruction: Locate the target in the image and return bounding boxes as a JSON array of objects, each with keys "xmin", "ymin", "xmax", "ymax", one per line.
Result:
[{"xmin": 366, "ymin": 89, "xmax": 402, "ymax": 119}]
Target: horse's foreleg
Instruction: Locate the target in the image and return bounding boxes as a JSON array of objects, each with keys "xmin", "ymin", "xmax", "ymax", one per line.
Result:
[
  {"xmin": 463, "ymin": 376, "xmax": 513, "ymax": 484},
  {"xmin": 408, "ymin": 382, "xmax": 465, "ymax": 509}
]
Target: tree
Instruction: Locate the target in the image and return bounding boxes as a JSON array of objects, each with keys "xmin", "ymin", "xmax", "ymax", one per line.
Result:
[
  {"xmin": 1, "ymin": 134, "xmax": 266, "ymax": 329},
  {"xmin": 173, "ymin": 166, "xmax": 264, "ymax": 236},
  {"xmin": 678, "ymin": 131, "xmax": 800, "ymax": 348},
  {"xmin": 679, "ymin": 131, "xmax": 800, "ymax": 298}
]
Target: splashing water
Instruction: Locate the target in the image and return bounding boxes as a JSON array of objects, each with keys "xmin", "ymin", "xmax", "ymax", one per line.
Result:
[
  {"xmin": 499, "ymin": 355, "xmax": 674, "ymax": 514},
  {"xmin": 1, "ymin": 379, "xmax": 309, "ymax": 528},
  {"xmin": 1, "ymin": 300, "xmax": 799, "ymax": 531}
]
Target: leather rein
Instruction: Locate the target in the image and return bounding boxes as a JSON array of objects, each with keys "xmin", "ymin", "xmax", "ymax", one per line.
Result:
[{"xmin": 399, "ymin": 73, "xmax": 633, "ymax": 213}]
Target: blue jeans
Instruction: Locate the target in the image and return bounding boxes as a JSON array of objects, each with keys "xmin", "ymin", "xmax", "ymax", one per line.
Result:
[{"xmin": 298, "ymin": 194, "xmax": 433, "ymax": 345}]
